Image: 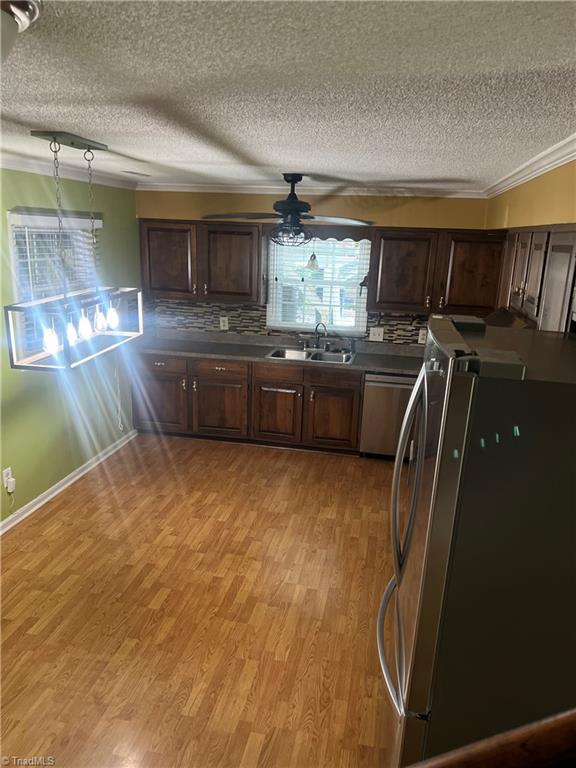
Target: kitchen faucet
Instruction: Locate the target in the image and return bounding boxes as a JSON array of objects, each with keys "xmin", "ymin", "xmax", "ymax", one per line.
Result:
[{"xmin": 314, "ymin": 322, "xmax": 328, "ymax": 349}]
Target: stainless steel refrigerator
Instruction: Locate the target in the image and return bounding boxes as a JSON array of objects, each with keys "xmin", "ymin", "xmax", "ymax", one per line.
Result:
[{"xmin": 377, "ymin": 315, "xmax": 576, "ymax": 766}]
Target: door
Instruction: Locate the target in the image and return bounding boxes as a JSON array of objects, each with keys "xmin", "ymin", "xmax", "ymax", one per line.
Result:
[
  {"xmin": 538, "ymin": 232, "xmax": 576, "ymax": 331},
  {"xmin": 523, "ymin": 231, "xmax": 549, "ymax": 319},
  {"xmin": 140, "ymin": 221, "xmax": 196, "ymax": 298},
  {"xmin": 303, "ymin": 385, "xmax": 361, "ymax": 449},
  {"xmin": 368, "ymin": 229, "xmax": 438, "ymax": 313},
  {"xmin": 434, "ymin": 231, "xmax": 505, "ymax": 315},
  {"xmin": 191, "ymin": 377, "xmax": 249, "ymax": 437},
  {"xmin": 132, "ymin": 370, "xmax": 189, "ymax": 433},
  {"xmin": 509, "ymin": 231, "xmax": 532, "ymax": 311},
  {"xmin": 197, "ymin": 223, "xmax": 260, "ymax": 302},
  {"xmin": 252, "ymin": 381, "xmax": 303, "ymax": 443}
]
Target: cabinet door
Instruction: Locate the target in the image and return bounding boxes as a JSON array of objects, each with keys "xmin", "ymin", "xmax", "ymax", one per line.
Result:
[
  {"xmin": 304, "ymin": 385, "xmax": 361, "ymax": 450},
  {"xmin": 368, "ymin": 229, "xmax": 438, "ymax": 313},
  {"xmin": 497, "ymin": 232, "xmax": 518, "ymax": 308},
  {"xmin": 523, "ymin": 232, "xmax": 549, "ymax": 318},
  {"xmin": 435, "ymin": 231, "xmax": 505, "ymax": 315},
  {"xmin": 140, "ymin": 221, "xmax": 196, "ymax": 298},
  {"xmin": 197, "ymin": 223, "xmax": 260, "ymax": 302},
  {"xmin": 538, "ymin": 232, "xmax": 576, "ymax": 332},
  {"xmin": 191, "ymin": 377, "xmax": 248, "ymax": 437},
  {"xmin": 509, "ymin": 232, "xmax": 532, "ymax": 311},
  {"xmin": 252, "ymin": 381, "xmax": 303, "ymax": 444},
  {"xmin": 132, "ymin": 371, "xmax": 189, "ymax": 433}
]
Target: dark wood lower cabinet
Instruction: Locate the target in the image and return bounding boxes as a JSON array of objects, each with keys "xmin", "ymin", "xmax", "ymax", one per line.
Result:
[
  {"xmin": 252, "ymin": 381, "xmax": 303, "ymax": 443},
  {"xmin": 191, "ymin": 377, "xmax": 248, "ymax": 437},
  {"xmin": 303, "ymin": 385, "xmax": 361, "ymax": 450},
  {"xmin": 132, "ymin": 370, "xmax": 189, "ymax": 433},
  {"xmin": 133, "ymin": 356, "xmax": 363, "ymax": 451}
]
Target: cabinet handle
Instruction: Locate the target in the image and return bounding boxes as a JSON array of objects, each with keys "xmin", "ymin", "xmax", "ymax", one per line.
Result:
[
  {"xmin": 153, "ymin": 361, "xmax": 166, "ymax": 367},
  {"xmin": 438, "ymin": 295, "xmax": 445, "ymax": 309},
  {"xmin": 261, "ymin": 387, "xmax": 297, "ymax": 394},
  {"xmin": 181, "ymin": 378, "xmax": 187, "ymax": 391},
  {"xmin": 215, "ymin": 366, "xmax": 226, "ymax": 372},
  {"xmin": 192, "ymin": 283, "xmax": 197, "ymax": 295},
  {"xmin": 203, "ymin": 283, "xmax": 208, "ymax": 295},
  {"xmin": 192, "ymin": 380, "xmax": 197, "ymax": 391},
  {"xmin": 297, "ymin": 392, "xmax": 302, "ymax": 398},
  {"xmin": 425, "ymin": 295, "xmax": 431, "ymax": 310},
  {"xmin": 310, "ymin": 390, "xmax": 315, "ymax": 402}
]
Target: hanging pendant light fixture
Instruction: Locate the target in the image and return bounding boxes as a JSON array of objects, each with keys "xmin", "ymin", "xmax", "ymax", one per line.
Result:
[
  {"xmin": 305, "ymin": 252, "xmax": 320, "ymax": 271},
  {"xmin": 4, "ymin": 132, "xmax": 143, "ymax": 371}
]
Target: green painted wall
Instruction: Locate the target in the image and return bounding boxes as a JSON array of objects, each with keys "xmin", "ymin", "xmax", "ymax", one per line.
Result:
[{"xmin": 1, "ymin": 168, "xmax": 139, "ymax": 520}]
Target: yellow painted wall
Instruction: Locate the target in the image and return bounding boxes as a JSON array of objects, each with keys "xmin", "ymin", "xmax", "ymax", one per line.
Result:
[
  {"xmin": 136, "ymin": 161, "xmax": 576, "ymax": 230},
  {"xmin": 485, "ymin": 161, "xmax": 576, "ymax": 229},
  {"xmin": 136, "ymin": 190, "xmax": 488, "ymax": 229}
]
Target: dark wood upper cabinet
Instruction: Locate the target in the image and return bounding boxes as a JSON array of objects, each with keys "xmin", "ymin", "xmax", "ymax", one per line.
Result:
[
  {"xmin": 140, "ymin": 221, "xmax": 196, "ymax": 298},
  {"xmin": 368, "ymin": 229, "xmax": 438, "ymax": 313},
  {"xmin": 197, "ymin": 223, "xmax": 260, "ymax": 303},
  {"xmin": 434, "ymin": 231, "xmax": 505, "ymax": 315},
  {"xmin": 523, "ymin": 232, "xmax": 549, "ymax": 319}
]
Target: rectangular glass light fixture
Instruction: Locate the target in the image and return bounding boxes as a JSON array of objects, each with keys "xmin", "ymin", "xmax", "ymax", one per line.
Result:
[{"xmin": 5, "ymin": 287, "xmax": 143, "ymax": 370}]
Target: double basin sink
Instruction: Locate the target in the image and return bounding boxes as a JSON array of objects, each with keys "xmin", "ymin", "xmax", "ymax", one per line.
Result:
[{"xmin": 266, "ymin": 347, "xmax": 355, "ymax": 365}]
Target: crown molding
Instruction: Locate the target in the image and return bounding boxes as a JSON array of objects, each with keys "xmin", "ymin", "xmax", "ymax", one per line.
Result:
[
  {"xmin": 133, "ymin": 180, "xmax": 483, "ymax": 198},
  {"xmin": 0, "ymin": 152, "xmax": 137, "ymax": 190},
  {"xmin": 483, "ymin": 133, "xmax": 576, "ymax": 198}
]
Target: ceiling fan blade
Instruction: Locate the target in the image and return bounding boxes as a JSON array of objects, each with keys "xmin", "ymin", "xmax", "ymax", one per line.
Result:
[
  {"xmin": 303, "ymin": 215, "xmax": 372, "ymax": 226},
  {"xmin": 202, "ymin": 213, "xmax": 281, "ymax": 220}
]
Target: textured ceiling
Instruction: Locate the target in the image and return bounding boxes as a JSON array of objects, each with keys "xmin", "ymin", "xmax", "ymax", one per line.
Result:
[{"xmin": 1, "ymin": 0, "xmax": 575, "ymax": 195}]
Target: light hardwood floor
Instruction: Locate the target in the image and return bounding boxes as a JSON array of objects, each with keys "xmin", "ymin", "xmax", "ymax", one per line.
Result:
[{"xmin": 1, "ymin": 435, "xmax": 398, "ymax": 767}]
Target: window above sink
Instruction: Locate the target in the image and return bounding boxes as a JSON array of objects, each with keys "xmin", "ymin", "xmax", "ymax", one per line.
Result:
[{"xmin": 266, "ymin": 237, "xmax": 371, "ymax": 335}]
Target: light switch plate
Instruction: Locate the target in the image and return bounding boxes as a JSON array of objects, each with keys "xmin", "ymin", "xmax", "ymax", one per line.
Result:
[
  {"xmin": 219, "ymin": 317, "xmax": 229, "ymax": 331},
  {"xmin": 418, "ymin": 328, "xmax": 427, "ymax": 344},
  {"xmin": 369, "ymin": 327, "xmax": 384, "ymax": 342}
]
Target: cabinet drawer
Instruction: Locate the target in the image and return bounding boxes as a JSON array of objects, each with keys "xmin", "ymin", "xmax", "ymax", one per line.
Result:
[
  {"xmin": 189, "ymin": 358, "xmax": 249, "ymax": 378},
  {"xmin": 304, "ymin": 367, "xmax": 363, "ymax": 389},
  {"xmin": 253, "ymin": 362, "xmax": 304, "ymax": 383},
  {"xmin": 139, "ymin": 354, "xmax": 187, "ymax": 374}
]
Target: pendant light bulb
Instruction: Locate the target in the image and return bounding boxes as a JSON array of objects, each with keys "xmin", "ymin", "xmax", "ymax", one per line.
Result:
[
  {"xmin": 78, "ymin": 312, "xmax": 92, "ymax": 340},
  {"xmin": 106, "ymin": 306, "xmax": 120, "ymax": 330},
  {"xmin": 42, "ymin": 327, "xmax": 60, "ymax": 356},
  {"xmin": 305, "ymin": 252, "xmax": 319, "ymax": 271},
  {"xmin": 94, "ymin": 305, "xmax": 107, "ymax": 332},
  {"xmin": 66, "ymin": 320, "xmax": 78, "ymax": 346}
]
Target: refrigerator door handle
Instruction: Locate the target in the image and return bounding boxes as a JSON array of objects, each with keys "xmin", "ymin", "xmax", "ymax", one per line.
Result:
[
  {"xmin": 391, "ymin": 365, "xmax": 426, "ymax": 580},
  {"xmin": 377, "ymin": 575, "xmax": 403, "ymax": 717}
]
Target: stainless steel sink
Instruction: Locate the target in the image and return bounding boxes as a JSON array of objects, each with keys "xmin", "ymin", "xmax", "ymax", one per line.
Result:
[
  {"xmin": 308, "ymin": 351, "xmax": 355, "ymax": 364},
  {"xmin": 266, "ymin": 347, "xmax": 355, "ymax": 364},
  {"xmin": 266, "ymin": 348, "xmax": 310, "ymax": 360}
]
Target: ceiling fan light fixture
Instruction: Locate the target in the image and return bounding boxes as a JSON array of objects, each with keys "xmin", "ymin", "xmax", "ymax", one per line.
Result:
[{"xmin": 270, "ymin": 221, "xmax": 313, "ymax": 247}]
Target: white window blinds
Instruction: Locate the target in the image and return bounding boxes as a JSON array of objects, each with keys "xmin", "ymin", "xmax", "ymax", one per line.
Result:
[
  {"xmin": 8, "ymin": 210, "xmax": 102, "ymax": 302},
  {"xmin": 266, "ymin": 237, "xmax": 371, "ymax": 334}
]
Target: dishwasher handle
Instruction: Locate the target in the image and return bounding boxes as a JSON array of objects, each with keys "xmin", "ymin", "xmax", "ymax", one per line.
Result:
[{"xmin": 365, "ymin": 374, "xmax": 417, "ymax": 387}]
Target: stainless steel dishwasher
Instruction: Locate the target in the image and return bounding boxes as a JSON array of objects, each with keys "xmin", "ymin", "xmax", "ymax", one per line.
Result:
[{"xmin": 360, "ymin": 371, "xmax": 417, "ymax": 456}]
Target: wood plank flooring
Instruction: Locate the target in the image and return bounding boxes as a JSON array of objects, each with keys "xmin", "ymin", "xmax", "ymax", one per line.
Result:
[{"xmin": 1, "ymin": 435, "xmax": 399, "ymax": 767}]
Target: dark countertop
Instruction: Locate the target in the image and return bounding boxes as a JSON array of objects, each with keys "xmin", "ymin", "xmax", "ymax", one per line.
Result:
[{"xmin": 135, "ymin": 336, "xmax": 424, "ymax": 376}]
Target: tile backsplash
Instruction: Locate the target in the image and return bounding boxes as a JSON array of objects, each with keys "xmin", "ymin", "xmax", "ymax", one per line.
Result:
[{"xmin": 150, "ymin": 298, "xmax": 426, "ymax": 345}]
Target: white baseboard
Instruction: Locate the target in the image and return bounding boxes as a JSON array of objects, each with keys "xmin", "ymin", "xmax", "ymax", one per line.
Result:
[{"xmin": 0, "ymin": 430, "xmax": 137, "ymax": 536}]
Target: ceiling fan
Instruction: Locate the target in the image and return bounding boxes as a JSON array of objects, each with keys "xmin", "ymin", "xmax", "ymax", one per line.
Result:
[{"xmin": 203, "ymin": 173, "xmax": 372, "ymax": 246}]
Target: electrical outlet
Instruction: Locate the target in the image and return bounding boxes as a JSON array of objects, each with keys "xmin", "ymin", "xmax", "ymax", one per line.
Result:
[
  {"xmin": 418, "ymin": 328, "xmax": 427, "ymax": 344},
  {"xmin": 219, "ymin": 316, "xmax": 229, "ymax": 331},
  {"xmin": 369, "ymin": 327, "xmax": 384, "ymax": 342},
  {"xmin": 2, "ymin": 467, "xmax": 12, "ymax": 489}
]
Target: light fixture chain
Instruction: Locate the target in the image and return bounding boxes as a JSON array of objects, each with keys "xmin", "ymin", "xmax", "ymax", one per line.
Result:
[
  {"xmin": 83, "ymin": 149, "xmax": 100, "ymax": 281},
  {"xmin": 50, "ymin": 139, "xmax": 68, "ymax": 297}
]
